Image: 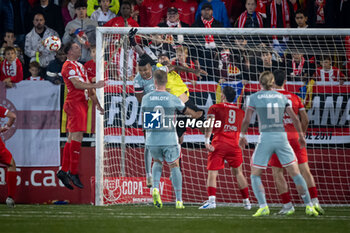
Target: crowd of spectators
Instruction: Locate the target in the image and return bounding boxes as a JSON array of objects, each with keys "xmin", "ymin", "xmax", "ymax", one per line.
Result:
[{"xmin": 0, "ymin": 0, "xmax": 349, "ymax": 87}]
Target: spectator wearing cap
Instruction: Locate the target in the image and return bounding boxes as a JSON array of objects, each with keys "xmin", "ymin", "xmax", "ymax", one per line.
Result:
[
  {"xmin": 192, "ymin": 3, "xmax": 222, "ymax": 49},
  {"xmin": 158, "ymin": 7, "xmax": 189, "ymax": 44},
  {"xmin": 62, "ymin": 0, "xmax": 98, "ymax": 62},
  {"xmin": 170, "ymin": 0, "xmax": 198, "ymax": 26},
  {"xmin": 31, "ymin": 0, "xmax": 65, "ymax": 37},
  {"xmin": 195, "ymin": 0, "xmax": 231, "ymax": 28},
  {"xmin": 191, "ymin": 3, "xmax": 221, "ymax": 82},
  {"xmin": 104, "ymin": 1, "xmax": 139, "ymax": 28}
]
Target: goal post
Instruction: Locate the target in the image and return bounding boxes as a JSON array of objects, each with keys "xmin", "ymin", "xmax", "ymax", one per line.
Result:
[{"xmin": 95, "ymin": 27, "xmax": 350, "ymax": 206}]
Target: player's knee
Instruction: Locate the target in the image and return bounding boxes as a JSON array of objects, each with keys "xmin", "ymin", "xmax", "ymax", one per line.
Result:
[{"xmin": 169, "ymin": 160, "xmax": 179, "ymax": 169}]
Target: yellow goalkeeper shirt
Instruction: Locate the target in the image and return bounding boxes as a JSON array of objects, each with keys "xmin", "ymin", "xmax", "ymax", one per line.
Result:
[{"xmin": 156, "ymin": 64, "xmax": 189, "ymax": 97}]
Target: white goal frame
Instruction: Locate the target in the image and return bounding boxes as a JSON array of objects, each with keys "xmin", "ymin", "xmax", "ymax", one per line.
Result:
[{"xmin": 95, "ymin": 27, "xmax": 350, "ymax": 206}]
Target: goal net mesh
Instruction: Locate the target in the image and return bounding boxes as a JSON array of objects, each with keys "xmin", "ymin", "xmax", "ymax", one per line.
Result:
[{"xmin": 95, "ymin": 28, "xmax": 350, "ymax": 206}]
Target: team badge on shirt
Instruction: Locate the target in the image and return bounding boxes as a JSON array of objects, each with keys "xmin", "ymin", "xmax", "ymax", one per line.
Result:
[{"xmin": 69, "ymin": 70, "xmax": 76, "ymax": 76}]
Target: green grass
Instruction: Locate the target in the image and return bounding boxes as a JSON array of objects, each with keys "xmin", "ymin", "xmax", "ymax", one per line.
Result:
[{"xmin": 0, "ymin": 205, "xmax": 349, "ymax": 233}]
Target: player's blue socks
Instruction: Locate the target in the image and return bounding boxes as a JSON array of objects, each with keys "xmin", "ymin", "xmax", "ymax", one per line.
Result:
[
  {"xmin": 170, "ymin": 166, "xmax": 182, "ymax": 202},
  {"xmin": 292, "ymin": 174, "xmax": 312, "ymax": 205},
  {"xmin": 144, "ymin": 148, "xmax": 152, "ymax": 177},
  {"xmin": 152, "ymin": 162, "xmax": 163, "ymax": 189},
  {"xmin": 251, "ymin": 175, "xmax": 267, "ymax": 206}
]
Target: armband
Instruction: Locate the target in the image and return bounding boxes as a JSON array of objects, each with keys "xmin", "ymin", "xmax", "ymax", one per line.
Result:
[
  {"xmin": 239, "ymin": 133, "xmax": 246, "ymax": 138},
  {"xmin": 204, "ymin": 137, "xmax": 210, "ymax": 144}
]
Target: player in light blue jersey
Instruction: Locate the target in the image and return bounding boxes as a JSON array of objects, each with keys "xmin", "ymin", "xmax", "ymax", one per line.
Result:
[
  {"xmin": 130, "ymin": 28, "xmax": 204, "ymax": 189},
  {"xmin": 239, "ymin": 71, "xmax": 319, "ymax": 217},
  {"xmin": 141, "ymin": 70, "xmax": 200, "ymax": 209}
]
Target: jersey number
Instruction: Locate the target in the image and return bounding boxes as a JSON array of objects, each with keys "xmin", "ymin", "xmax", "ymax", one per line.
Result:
[
  {"xmin": 267, "ymin": 103, "xmax": 279, "ymax": 123},
  {"xmin": 228, "ymin": 110, "xmax": 236, "ymax": 124}
]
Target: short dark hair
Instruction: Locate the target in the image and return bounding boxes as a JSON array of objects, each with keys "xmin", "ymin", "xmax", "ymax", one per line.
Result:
[
  {"xmin": 154, "ymin": 70, "xmax": 167, "ymax": 86},
  {"xmin": 273, "ymin": 69, "xmax": 286, "ymax": 87},
  {"xmin": 29, "ymin": 61, "xmax": 41, "ymax": 69},
  {"xmin": 222, "ymin": 86, "xmax": 236, "ymax": 103},
  {"xmin": 63, "ymin": 41, "xmax": 74, "ymax": 54},
  {"xmin": 138, "ymin": 53, "xmax": 155, "ymax": 67},
  {"xmin": 120, "ymin": 1, "xmax": 131, "ymax": 8},
  {"xmin": 74, "ymin": 0, "xmax": 87, "ymax": 9},
  {"xmin": 4, "ymin": 30, "xmax": 14, "ymax": 35},
  {"xmin": 295, "ymin": 9, "xmax": 307, "ymax": 17},
  {"xmin": 321, "ymin": 55, "xmax": 332, "ymax": 62},
  {"xmin": 4, "ymin": 46, "xmax": 16, "ymax": 54}
]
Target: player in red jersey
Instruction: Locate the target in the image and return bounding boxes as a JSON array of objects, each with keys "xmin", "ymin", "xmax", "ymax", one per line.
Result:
[
  {"xmin": 269, "ymin": 70, "xmax": 324, "ymax": 215},
  {"xmin": 0, "ymin": 106, "xmax": 17, "ymax": 208},
  {"xmin": 199, "ymin": 86, "xmax": 251, "ymax": 210},
  {"xmin": 57, "ymin": 42, "xmax": 104, "ymax": 190}
]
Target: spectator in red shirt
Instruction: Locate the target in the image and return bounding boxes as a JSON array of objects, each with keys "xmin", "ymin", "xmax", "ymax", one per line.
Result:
[
  {"xmin": 0, "ymin": 46, "xmax": 23, "ymax": 88},
  {"xmin": 170, "ymin": 0, "xmax": 198, "ymax": 26},
  {"xmin": 138, "ymin": 0, "xmax": 169, "ymax": 27},
  {"xmin": 314, "ymin": 55, "xmax": 346, "ymax": 85},
  {"xmin": 104, "ymin": 1, "xmax": 139, "ymax": 28}
]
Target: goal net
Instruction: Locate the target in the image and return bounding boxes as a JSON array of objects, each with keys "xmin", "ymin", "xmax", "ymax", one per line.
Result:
[{"xmin": 95, "ymin": 28, "xmax": 350, "ymax": 206}]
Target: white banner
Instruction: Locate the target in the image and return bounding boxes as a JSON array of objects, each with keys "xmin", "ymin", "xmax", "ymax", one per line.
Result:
[{"xmin": 0, "ymin": 81, "xmax": 60, "ymax": 167}]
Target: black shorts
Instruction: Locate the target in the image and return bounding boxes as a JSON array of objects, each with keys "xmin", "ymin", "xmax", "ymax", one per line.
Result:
[{"xmin": 176, "ymin": 98, "xmax": 205, "ymax": 138}]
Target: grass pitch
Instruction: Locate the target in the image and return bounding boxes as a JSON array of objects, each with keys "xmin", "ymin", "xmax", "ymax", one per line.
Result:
[{"xmin": 0, "ymin": 205, "xmax": 349, "ymax": 233}]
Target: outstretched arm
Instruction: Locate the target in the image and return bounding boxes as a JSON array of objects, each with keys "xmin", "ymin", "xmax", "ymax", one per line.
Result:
[
  {"xmin": 70, "ymin": 78, "xmax": 104, "ymax": 90},
  {"xmin": 169, "ymin": 65, "xmax": 208, "ymax": 78},
  {"xmin": 0, "ymin": 110, "xmax": 16, "ymax": 133}
]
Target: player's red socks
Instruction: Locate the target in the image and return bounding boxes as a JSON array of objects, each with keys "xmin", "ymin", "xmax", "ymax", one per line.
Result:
[
  {"xmin": 239, "ymin": 187, "xmax": 249, "ymax": 199},
  {"xmin": 308, "ymin": 187, "xmax": 318, "ymax": 199},
  {"xmin": 61, "ymin": 142, "xmax": 71, "ymax": 172},
  {"xmin": 70, "ymin": 140, "xmax": 81, "ymax": 175},
  {"xmin": 7, "ymin": 171, "xmax": 17, "ymax": 198},
  {"xmin": 280, "ymin": 192, "xmax": 291, "ymax": 204},
  {"xmin": 207, "ymin": 186, "xmax": 216, "ymax": 196}
]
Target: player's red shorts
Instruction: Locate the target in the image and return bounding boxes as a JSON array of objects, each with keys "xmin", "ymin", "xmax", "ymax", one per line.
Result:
[
  {"xmin": 0, "ymin": 139, "xmax": 12, "ymax": 166},
  {"xmin": 269, "ymin": 138, "xmax": 308, "ymax": 168},
  {"xmin": 207, "ymin": 142, "xmax": 243, "ymax": 170},
  {"xmin": 63, "ymin": 101, "xmax": 88, "ymax": 133}
]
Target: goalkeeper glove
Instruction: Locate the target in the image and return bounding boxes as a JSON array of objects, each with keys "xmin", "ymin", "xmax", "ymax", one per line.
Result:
[{"xmin": 128, "ymin": 28, "xmax": 138, "ymax": 47}]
